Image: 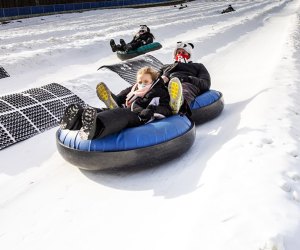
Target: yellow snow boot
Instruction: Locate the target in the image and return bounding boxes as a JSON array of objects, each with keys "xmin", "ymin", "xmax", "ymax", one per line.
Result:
[
  {"xmin": 96, "ymin": 82, "xmax": 119, "ymax": 109},
  {"xmin": 168, "ymin": 77, "xmax": 183, "ymax": 114}
]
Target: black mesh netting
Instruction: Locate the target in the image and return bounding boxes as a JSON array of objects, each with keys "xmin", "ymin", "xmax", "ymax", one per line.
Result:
[
  {"xmin": 0, "ymin": 66, "xmax": 10, "ymax": 79},
  {"xmin": 99, "ymin": 55, "xmax": 163, "ymax": 85},
  {"xmin": 0, "ymin": 83, "xmax": 85, "ymax": 150}
]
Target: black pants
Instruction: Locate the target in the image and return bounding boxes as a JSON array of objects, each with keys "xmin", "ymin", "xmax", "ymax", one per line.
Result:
[
  {"xmin": 129, "ymin": 40, "xmax": 144, "ymax": 50},
  {"xmin": 181, "ymin": 78, "xmax": 211, "ymax": 105},
  {"xmin": 95, "ymin": 108, "xmax": 143, "ymax": 138},
  {"xmin": 72, "ymin": 107, "xmax": 143, "ymax": 139},
  {"xmin": 182, "ymin": 81, "xmax": 201, "ymax": 105}
]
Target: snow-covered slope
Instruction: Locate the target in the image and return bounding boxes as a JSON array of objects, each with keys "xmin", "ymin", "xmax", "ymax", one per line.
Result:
[{"xmin": 1, "ymin": 1, "xmax": 300, "ymax": 249}]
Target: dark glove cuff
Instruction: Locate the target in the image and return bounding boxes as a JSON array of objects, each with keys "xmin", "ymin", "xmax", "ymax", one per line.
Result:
[
  {"xmin": 147, "ymin": 105, "xmax": 157, "ymax": 112},
  {"xmin": 188, "ymin": 76, "xmax": 196, "ymax": 82}
]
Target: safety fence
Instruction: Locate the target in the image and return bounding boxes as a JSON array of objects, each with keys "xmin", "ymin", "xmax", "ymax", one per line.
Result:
[{"xmin": 0, "ymin": 0, "xmax": 181, "ymax": 18}]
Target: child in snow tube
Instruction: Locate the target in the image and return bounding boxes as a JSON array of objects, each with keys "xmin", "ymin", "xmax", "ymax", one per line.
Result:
[
  {"xmin": 159, "ymin": 42, "xmax": 211, "ymax": 114},
  {"xmin": 59, "ymin": 67, "xmax": 177, "ymax": 140},
  {"xmin": 116, "ymin": 42, "xmax": 162, "ymax": 61},
  {"xmin": 221, "ymin": 5, "xmax": 235, "ymax": 14},
  {"xmin": 110, "ymin": 25, "xmax": 155, "ymax": 53}
]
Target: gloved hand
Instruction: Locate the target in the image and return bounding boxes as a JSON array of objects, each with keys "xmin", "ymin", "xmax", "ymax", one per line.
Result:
[
  {"xmin": 179, "ymin": 76, "xmax": 190, "ymax": 83},
  {"xmin": 147, "ymin": 105, "xmax": 157, "ymax": 112},
  {"xmin": 138, "ymin": 109, "xmax": 154, "ymax": 122},
  {"xmin": 169, "ymin": 72, "xmax": 189, "ymax": 83},
  {"xmin": 188, "ymin": 76, "xmax": 197, "ymax": 84}
]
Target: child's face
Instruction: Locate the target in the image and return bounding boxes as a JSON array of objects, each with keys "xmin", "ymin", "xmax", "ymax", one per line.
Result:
[
  {"xmin": 176, "ymin": 48, "xmax": 189, "ymax": 57},
  {"xmin": 137, "ymin": 73, "xmax": 153, "ymax": 85}
]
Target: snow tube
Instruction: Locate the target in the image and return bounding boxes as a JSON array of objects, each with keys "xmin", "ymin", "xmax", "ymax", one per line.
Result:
[
  {"xmin": 56, "ymin": 115, "xmax": 195, "ymax": 171},
  {"xmin": 116, "ymin": 42, "xmax": 162, "ymax": 61},
  {"xmin": 190, "ymin": 90, "xmax": 224, "ymax": 124},
  {"xmin": 56, "ymin": 90, "xmax": 223, "ymax": 171}
]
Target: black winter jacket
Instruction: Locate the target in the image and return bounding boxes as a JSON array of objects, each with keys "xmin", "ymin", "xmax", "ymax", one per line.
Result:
[
  {"xmin": 130, "ymin": 32, "xmax": 154, "ymax": 46},
  {"xmin": 160, "ymin": 62, "xmax": 211, "ymax": 91},
  {"xmin": 115, "ymin": 77, "xmax": 172, "ymax": 117}
]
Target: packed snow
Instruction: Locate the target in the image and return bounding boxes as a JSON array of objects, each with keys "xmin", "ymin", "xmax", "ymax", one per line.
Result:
[{"xmin": 1, "ymin": 0, "xmax": 300, "ymax": 249}]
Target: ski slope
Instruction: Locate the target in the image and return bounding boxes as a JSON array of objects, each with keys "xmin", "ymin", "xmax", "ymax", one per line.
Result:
[{"xmin": 1, "ymin": 0, "xmax": 300, "ymax": 249}]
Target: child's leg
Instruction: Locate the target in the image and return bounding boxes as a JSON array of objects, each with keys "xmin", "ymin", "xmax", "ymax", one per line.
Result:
[
  {"xmin": 79, "ymin": 108, "xmax": 142, "ymax": 140},
  {"xmin": 120, "ymin": 39, "xmax": 126, "ymax": 49},
  {"xmin": 181, "ymin": 82, "xmax": 201, "ymax": 106},
  {"xmin": 59, "ymin": 104, "xmax": 83, "ymax": 130},
  {"xmin": 125, "ymin": 41, "xmax": 140, "ymax": 51},
  {"xmin": 110, "ymin": 39, "xmax": 118, "ymax": 52}
]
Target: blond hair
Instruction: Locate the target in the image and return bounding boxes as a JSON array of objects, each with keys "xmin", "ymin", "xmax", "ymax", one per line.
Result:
[{"xmin": 136, "ymin": 67, "xmax": 159, "ymax": 81}]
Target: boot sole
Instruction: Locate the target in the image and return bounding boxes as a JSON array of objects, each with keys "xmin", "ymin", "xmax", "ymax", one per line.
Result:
[
  {"xmin": 60, "ymin": 104, "xmax": 82, "ymax": 130},
  {"xmin": 96, "ymin": 82, "xmax": 118, "ymax": 109},
  {"xmin": 168, "ymin": 77, "xmax": 183, "ymax": 114},
  {"xmin": 79, "ymin": 108, "xmax": 97, "ymax": 140},
  {"xmin": 110, "ymin": 39, "xmax": 117, "ymax": 52}
]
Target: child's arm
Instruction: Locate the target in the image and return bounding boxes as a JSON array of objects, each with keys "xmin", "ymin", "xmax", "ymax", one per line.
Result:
[
  {"xmin": 146, "ymin": 88, "xmax": 172, "ymax": 117},
  {"xmin": 115, "ymin": 86, "xmax": 132, "ymax": 106},
  {"xmin": 134, "ymin": 85, "xmax": 172, "ymax": 117}
]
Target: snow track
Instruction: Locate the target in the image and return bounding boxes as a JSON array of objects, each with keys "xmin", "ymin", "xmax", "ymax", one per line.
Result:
[
  {"xmin": 1, "ymin": 1, "xmax": 300, "ymax": 250},
  {"xmin": 0, "ymin": 1, "xmax": 288, "ymax": 72}
]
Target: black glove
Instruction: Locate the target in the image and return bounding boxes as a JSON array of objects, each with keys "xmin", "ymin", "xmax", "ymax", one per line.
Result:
[
  {"xmin": 147, "ymin": 105, "xmax": 157, "ymax": 112},
  {"xmin": 188, "ymin": 76, "xmax": 197, "ymax": 85},
  {"xmin": 179, "ymin": 76, "xmax": 190, "ymax": 83},
  {"xmin": 169, "ymin": 72, "xmax": 189, "ymax": 83},
  {"xmin": 138, "ymin": 109, "xmax": 154, "ymax": 122}
]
